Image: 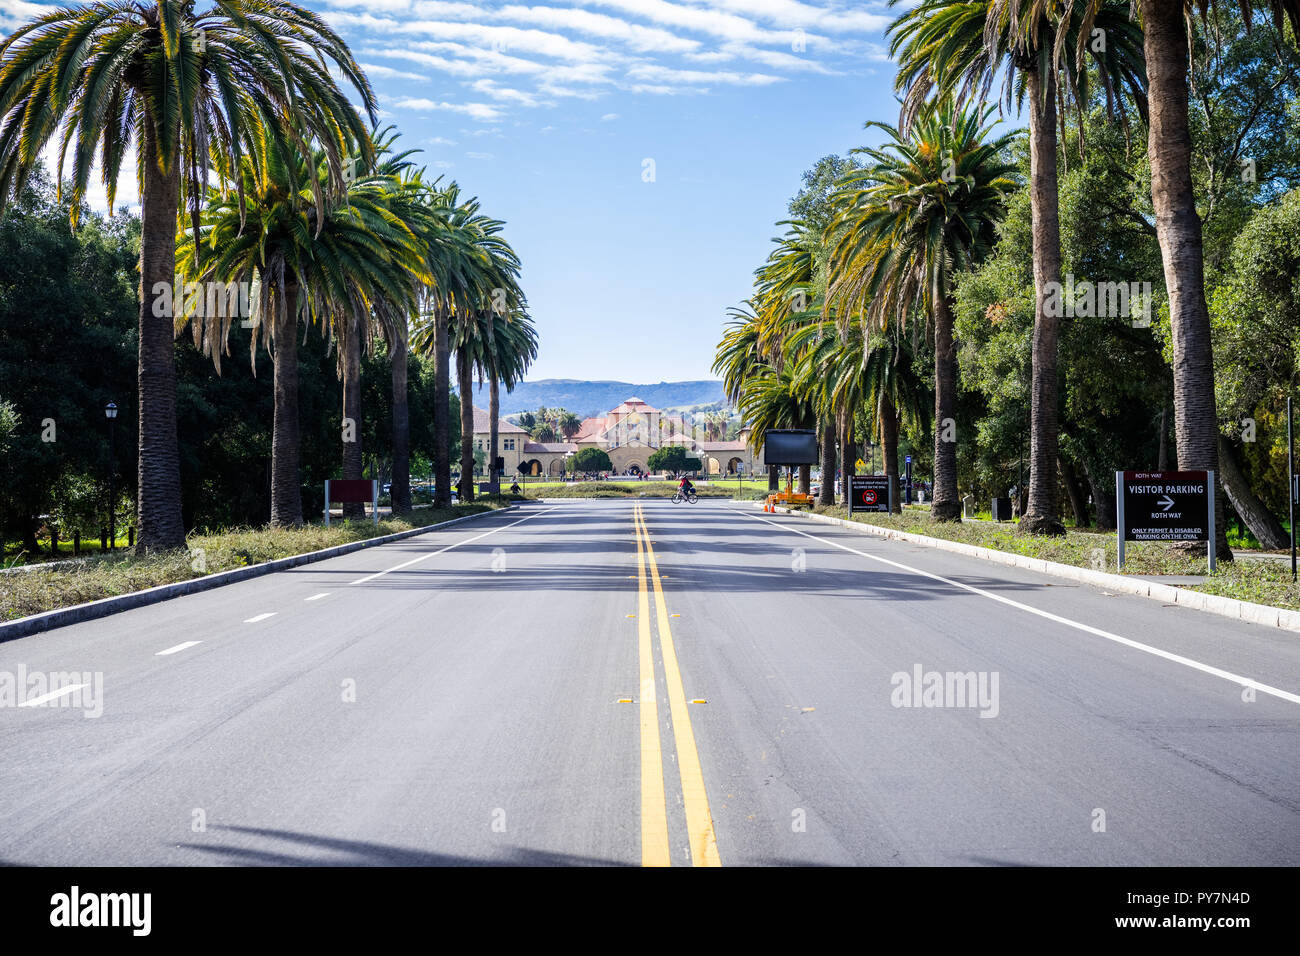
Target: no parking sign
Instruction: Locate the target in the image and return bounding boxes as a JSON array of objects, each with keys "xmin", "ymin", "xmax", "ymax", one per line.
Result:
[{"xmin": 849, "ymin": 475, "xmax": 890, "ymax": 514}]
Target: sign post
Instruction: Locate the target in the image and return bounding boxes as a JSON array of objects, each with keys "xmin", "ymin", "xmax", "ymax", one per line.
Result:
[
  {"xmin": 1116, "ymin": 470, "xmax": 1215, "ymax": 573},
  {"xmin": 848, "ymin": 475, "xmax": 890, "ymax": 516},
  {"xmin": 904, "ymin": 455, "xmax": 912, "ymax": 505},
  {"xmin": 1289, "ymin": 397, "xmax": 1296, "ymax": 581}
]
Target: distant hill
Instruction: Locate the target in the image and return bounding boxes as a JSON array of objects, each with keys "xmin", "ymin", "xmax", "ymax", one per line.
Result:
[{"xmin": 467, "ymin": 379, "xmax": 726, "ymax": 419}]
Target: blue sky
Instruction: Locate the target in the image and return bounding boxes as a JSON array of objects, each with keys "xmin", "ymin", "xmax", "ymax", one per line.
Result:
[{"xmin": 11, "ymin": 0, "xmax": 928, "ymax": 381}]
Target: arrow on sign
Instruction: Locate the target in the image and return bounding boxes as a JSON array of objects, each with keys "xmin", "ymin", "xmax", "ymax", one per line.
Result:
[{"xmin": 1157, "ymin": 494, "xmax": 1175, "ymax": 511}]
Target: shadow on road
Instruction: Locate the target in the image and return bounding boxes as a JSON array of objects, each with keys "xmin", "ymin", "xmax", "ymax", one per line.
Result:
[{"xmin": 178, "ymin": 824, "xmax": 632, "ymax": 867}]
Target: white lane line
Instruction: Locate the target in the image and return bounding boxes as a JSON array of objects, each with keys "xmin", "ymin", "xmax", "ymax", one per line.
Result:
[
  {"xmin": 348, "ymin": 507, "xmax": 556, "ymax": 585},
  {"xmin": 304, "ymin": 593, "xmax": 330, "ymax": 602},
  {"xmin": 156, "ymin": 641, "xmax": 202, "ymax": 656},
  {"xmin": 19, "ymin": 685, "xmax": 88, "ymax": 707},
  {"xmin": 243, "ymin": 613, "xmax": 277, "ymax": 624},
  {"xmin": 742, "ymin": 509, "xmax": 1300, "ymax": 707}
]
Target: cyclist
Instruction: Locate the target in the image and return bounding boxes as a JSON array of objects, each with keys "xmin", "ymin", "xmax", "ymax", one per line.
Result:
[{"xmin": 678, "ymin": 474, "xmax": 695, "ymax": 497}]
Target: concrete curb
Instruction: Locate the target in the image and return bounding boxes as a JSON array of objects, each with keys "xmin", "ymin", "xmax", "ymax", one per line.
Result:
[
  {"xmin": 758, "ymin": 504, "xmax": 1300, "ymax": 635},
  {"xmin": 0, "ymin": 506, "xmax": 514, "ymax": 643}
]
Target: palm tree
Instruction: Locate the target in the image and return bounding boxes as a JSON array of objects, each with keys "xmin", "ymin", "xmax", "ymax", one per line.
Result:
[
  {"xmin": 330, "ymin": 130, "xmax": 430, "ymax": 518},
  {"xmin": 485, "ymin": 309, "xmax": 538, "ymax": 488},
  {"xmin": 788, "ymin": 318, "xmax": 928, "ymax": 513},
  {"xmin": 411, "ymin": 183, "xmax": 523, "ymax": 505},
  {"xmin": 889, "ymin": 0, "xmax": 1147, "ymax": 534},
  {"xmin": 739, "ymin": 365, "xmax": 817, "ymax": 492},
  {"xmin": 830, "ymin": 97, "xmax": 1015, "ymax": 521},
  {"xmin": 176, "ymin": 134, "xmax": 421, "ymax": 526},
  {"xmin": 559, "ymin": 411, "xmax": 581, "ymax": 440},
  {"xmin": 0, "ymin": 0, "xmax": 375, "ymax": 550}
]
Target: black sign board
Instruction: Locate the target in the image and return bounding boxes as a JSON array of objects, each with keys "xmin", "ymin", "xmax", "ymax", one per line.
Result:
[
  {"xmin": 849, "ymin": 474, "xmax": 890, "ymax": 514},
  {"xmin": 1119, "ymin": 471, "xmax": 1210, "ymax": 541},
  {"xmin": 1116, "ymin": 469, "xmax": 1216, "ymax": 572},
  {"xmin": 762, "ymin": 429, "xmax": 819, "ymax": 466}
]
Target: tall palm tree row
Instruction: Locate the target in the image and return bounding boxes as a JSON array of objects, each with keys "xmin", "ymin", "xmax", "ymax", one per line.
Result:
[
  {"xmin": 888, "ymin": 0, "xmax": 1147, "ymax": 535},
  {"xmin": 0, "ymin": 0, "xmax": 376, "ymax": 551},
  {"xmin": 828, "ymin": 97, "xmax": 1016, "ymax": 521},
  {"xmin": 174, "ymin": 130, "xmax": 427, "ymax": 526},
  {"xmin": 409, "ymin": 183, "xmax": 530, "ymax": 507}
]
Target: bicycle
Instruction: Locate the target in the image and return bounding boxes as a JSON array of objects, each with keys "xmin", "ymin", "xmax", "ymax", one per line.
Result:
[{"xmin": 671, "ymin": 489, "xmax": 698, "ymax": 504}]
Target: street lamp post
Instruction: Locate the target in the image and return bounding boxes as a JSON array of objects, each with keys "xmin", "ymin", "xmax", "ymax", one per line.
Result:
[{"xmin": 105, "ymin": 402, "xmax": 117, "ymax": 552}]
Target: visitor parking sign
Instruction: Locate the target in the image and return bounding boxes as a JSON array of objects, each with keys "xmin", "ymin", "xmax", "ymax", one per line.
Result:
[{"xmin": 1116, "ymin": 470, "xmax": 1216, "ymax": 571}]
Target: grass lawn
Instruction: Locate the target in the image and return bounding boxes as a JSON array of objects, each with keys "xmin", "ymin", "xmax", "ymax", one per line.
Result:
[
  {"xmin": 809, "ymin": 504, "xmax": 1300, "ymax": 613},
  {"xmin": 0, "ymin": 500, "xmax": 508, "ymax": 623}
]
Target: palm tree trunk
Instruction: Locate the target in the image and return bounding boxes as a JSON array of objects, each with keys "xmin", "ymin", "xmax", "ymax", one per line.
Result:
[
  {"xmin": 489, "ymin": 377, "xmax": 501, "ymax": 492},
  {"xmin": 270, "ymin": 281, "xmax": 303, "ymax": 527},
  {"xmin": 390, "ymin": 323, "xmax": 411, "ymax": 514},
  {"xmin": 341, "ymin": 309, "xmax": 365, "ymax": 520},
  {"xmin": 1020, "ymin": 68, "xmax": 1065, "ymax": 536},
  {"xmin": 433, "ymin": 305, "xmax": 452, "ymax": 508},
  {"xmin": 798, "ymin": 463, "xmax": 811, "ymax": 495},
  {"xmin": 1157, "ymin": 405, "xmax": 1170, "ymax": 470},
  {"xmin": 819, "ymin": 417, "xmax": 836, "ymax": 506},
  {"xmin": 135, "ymin": 123, "xmax": 186, "ymax": 552},
  {"xmin": 839, "ymin": 406, "xmax": 852, "ymax": 504},
  {"xmin": 1141, "ymin": 0, "xmax": 1231, "ymax": 561},
  {"xmin": 880, "ymin": 390, "xmax": 901, "ymax": 514},
  {"xmin": 458, "ymin": 349, "xmax": 475, "ymax": 502},
  {"xmin": 932, "ymin": 294, "xmax": 961, "ymax": 521}
]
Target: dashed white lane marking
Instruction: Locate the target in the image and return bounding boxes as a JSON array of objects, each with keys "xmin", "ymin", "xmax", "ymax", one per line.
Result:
[
  {"xmin": 741, "ymin": 508, "xmax": 1300, "ymax": 707},
  {"xmin": 304, "ymin": 593, "xmax": 330, "ymax": 601},
  {"xmin": 156, "ymin": 641, "xmax": 202, "ymax": 656},
  {"xmin": 348, "ymin": 507, "xmax": 557, "ymax": 585},
  {"xmin": 243, "ymin": 613, "xmax": 277, "ymax": 624},
  {"xmin": 19, "ymin": 685, "xmax": 88, "ymax": 707}
]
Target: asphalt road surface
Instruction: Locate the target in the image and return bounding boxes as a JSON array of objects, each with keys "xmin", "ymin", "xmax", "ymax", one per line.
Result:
[{"xmin": 2, "ymin": 500, "xmax": 1297, "ymax": 866}]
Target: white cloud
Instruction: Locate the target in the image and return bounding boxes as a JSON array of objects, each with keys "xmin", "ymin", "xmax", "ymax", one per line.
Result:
[
  {"xmin": 624, "ymin": 64, "xmax": 785, "ymax": 86},
  {"xmin": 465, "ymin": 151, "xmax": 495, "ymax": 159},
  {"xmin": 427, "ymin": 136, "xmax": 460, "ymax": 145},
  {"xmin": 359, "ymin": 62, "xmax": 430, "ymax": 82},
  {"xmin": 386, "ymin": 96, "xmax": 505, "ymax": 121},
  {"xmin": 600, "ymin": 112, "xmax": 620, "ymax": 121}
]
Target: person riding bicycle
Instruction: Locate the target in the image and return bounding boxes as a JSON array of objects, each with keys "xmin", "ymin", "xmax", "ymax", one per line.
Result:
[{"xmin": 678, "ymin": 475, "xmax": 695, "ymax": 496}]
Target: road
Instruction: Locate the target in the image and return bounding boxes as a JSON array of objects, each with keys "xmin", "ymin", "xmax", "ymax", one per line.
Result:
[{"xmin": 1, "ymin": 499, "xmax": 1298, "ymax": 866}]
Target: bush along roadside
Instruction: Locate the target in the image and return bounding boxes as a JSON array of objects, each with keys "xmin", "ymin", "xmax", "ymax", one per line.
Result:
[{"xmin": 0, "ymin": 502, "xmax": 507, "ymax": 623}]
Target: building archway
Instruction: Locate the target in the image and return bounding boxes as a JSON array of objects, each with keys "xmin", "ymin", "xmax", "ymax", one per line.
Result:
[
  {"xmin": 548, "ymin": 458, "xmax": 564, "ymax": 477},
  {"xmin": 706, "ymin": 457, "xmax": 721, "ymax": 475},
  {"xmin": 626, "ymin": 462, "xmax": 644, "ymax": 476},
  {"xmin": 521, "ymin": 459, "xmax": 543, "ymax": 476},
  {"xmin": 727, "ymin": 457, "xmax": 744, "ymax": 475}
]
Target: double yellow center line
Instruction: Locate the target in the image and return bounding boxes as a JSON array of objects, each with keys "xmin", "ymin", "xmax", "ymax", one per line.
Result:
[{"xmin": 633, "ymin": 502, "xmax": 720, "ymax": 867}]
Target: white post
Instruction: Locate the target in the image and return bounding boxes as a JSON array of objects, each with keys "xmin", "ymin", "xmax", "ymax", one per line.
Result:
[
  {"xmin": 325, "ymin": 479, "xmax": 331, "ymax": 528},
  {"xmin": 1115, "ymin": 471, "xmax": 1124, "ymax": 571}
]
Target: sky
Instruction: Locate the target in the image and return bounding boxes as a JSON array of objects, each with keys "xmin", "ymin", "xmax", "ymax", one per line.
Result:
[{"xmin": 6, "ymin": 0, "xmax": 935, "ymax": 382}]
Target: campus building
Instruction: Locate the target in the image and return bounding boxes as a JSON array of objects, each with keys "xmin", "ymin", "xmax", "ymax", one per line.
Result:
[{"xmin": 469, "ymin": 397, "xmax": 765, "ymax": 477}]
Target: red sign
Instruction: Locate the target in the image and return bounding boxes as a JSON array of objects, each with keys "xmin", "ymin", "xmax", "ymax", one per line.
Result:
[
  {"xmin": 861, "ymin": 490, "xmax": 877, "ymax": 505},
  {"xmin": 328, "ymin": 479, "xmax": 375, "ymax": 503}
]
